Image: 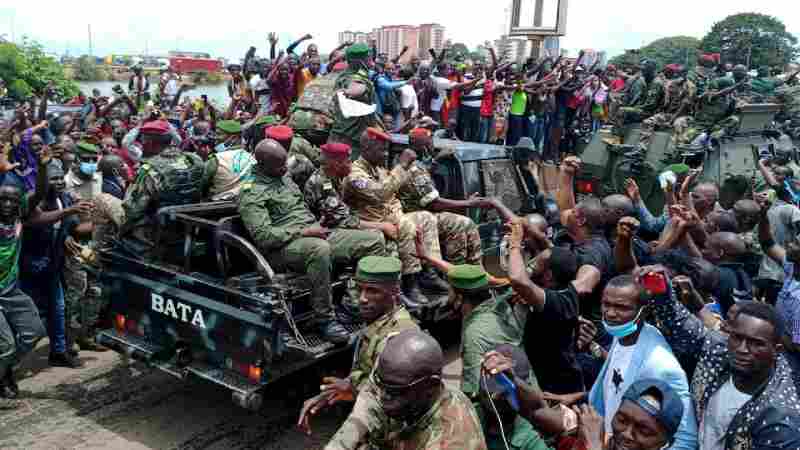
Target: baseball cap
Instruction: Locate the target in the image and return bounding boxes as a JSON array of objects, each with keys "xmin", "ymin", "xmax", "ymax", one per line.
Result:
[{"xmin": 621, "ymin": 379, "xmax": 684, "ymax": 438}]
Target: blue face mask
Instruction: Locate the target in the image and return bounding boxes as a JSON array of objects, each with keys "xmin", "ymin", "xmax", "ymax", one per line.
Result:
[
  {"xmin": 603, "ymin": 308, "xmax": 643, "ymax": 339},
  {"xmin": 214, "ymin": 142, "xmax": 227, "ymax": 153},
  {"xmin": 79, "ymin": 162, "xmax": 97, "ymax": 176}
]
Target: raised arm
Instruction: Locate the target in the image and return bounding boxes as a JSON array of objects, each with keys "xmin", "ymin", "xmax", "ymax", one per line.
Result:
[
  {"xmin": 391, "ymin": 46, "xmax": 409, "ymax": 65},
  {"xmin": 615, "ymin": 217, "xmax": 640, "ymax": 274},
  {"xmin": 287, "ymin": 34, "xmax": 312, "ymax": 55},
  {"xmin": 507, "ymin": 221, "xmax": 547, "ymax": 310},
  {"xmin": 557, "ymin": 156, "xmax": 580, "ymax": 215}
]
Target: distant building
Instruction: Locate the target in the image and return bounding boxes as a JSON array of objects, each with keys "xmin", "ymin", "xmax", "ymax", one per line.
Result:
[
  {"xmin": 494, "ymin": 35, "xmax": 531, "ymax": 64},
  {"xmin": 337, "ymin": 23, "xmax": 446, "ymax": 64}
]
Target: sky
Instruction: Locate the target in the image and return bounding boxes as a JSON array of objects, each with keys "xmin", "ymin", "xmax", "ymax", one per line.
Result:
[{"xmin": 0, "ymin": 0, "xmax": 798, "ymax": 61}]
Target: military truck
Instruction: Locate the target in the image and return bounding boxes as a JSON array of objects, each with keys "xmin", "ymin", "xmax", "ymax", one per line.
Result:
[
  {"xmin": 96, "ymin": 137, "xmax": 543, "ymax": 409},
  {"xmin": 575, "ymin": 103, "xmax": 791, "ymax": 212}
]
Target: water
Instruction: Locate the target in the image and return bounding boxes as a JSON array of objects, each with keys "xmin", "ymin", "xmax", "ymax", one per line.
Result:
[{"xmin": 77, "ymin": 80, "xmax": 231, "ymax": 108}]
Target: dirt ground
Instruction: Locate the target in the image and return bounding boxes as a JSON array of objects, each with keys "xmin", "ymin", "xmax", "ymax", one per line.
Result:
[{"xmin": 0, "ymin": 334, "xmax": 463, "ymax": 450}]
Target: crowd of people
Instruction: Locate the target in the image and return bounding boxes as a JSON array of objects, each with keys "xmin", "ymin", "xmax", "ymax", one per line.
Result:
[{"xmin": 1, "ymin": 35, "xmax": 800, "ymax": 450}]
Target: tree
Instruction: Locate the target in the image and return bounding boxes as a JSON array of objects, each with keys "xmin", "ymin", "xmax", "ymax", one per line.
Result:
[
  {"xmin": 700, "ymin": 13, "xmax": 798, "ymax": 68},
  {"xmin": 74, "ymin": 55, "xmax": 103, "ymax": 82},
  {"xmin": 0, "ymin": 37, "xmax": 79, "ymax": 100},
  {"xmin": 448, "ymin": 42, "xmax": 469, "ymax": 61},
  {"xmin": 609, "ymin": 36, "xmax": 700, "ymax": 70}
]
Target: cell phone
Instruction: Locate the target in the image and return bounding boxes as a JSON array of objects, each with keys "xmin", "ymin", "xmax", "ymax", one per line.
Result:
[
  {"xmin": 495, "ymin": 373, "xmax": 520, "ymax": 411},
  {"xmin": 641, "ymin": 271, "xmax": 668, "ymax": 296}
]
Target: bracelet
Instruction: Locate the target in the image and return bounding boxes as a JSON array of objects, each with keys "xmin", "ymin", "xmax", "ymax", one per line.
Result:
[{"xmin": 589, "ymin": 342, "xmax": 603, "ymax": 359}]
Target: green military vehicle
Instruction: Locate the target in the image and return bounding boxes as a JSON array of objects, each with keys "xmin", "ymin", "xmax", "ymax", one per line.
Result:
[
  {"xmin": 96, "ymin": 137, "xmax": 543, "ymax": 410},
  {"xmin": 574, "ymin": 103, "xmax": 791, "ymax": 211}
]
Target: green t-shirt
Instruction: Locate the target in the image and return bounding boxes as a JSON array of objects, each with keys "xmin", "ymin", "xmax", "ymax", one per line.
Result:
[
  {"xmin": 510, "ymin": 91, "xmax": 528, "ymax": 116},
  {"xmin": 0, "ymin": 220, "xmax": 23, "ymax": 293},
  {"xmin": 486, "ymin": 416, "xmax": 553, "ymax": 450}
]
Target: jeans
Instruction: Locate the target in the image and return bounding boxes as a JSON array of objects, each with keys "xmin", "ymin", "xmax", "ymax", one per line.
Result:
[
  {"xmin": 0, "ymin": 287, "xmax": 46, "ymax": 373},
  {"xmin": 457, "ymin": 105, "xmax": 481, "ymax": 142},
  {"xmin": 530, "ymin": 114, "xmax": 550, "ymax": 150},
  {"xmin": 478, "ymin": 116, "xmax": 495, "ymax": 143},
  {"xmin": 20, "ymin": 277, "xmax": 66, "ymax": 354},
  {"xmin": 507, "ymin": 114, "xmax": 530, "ymax": 146}
]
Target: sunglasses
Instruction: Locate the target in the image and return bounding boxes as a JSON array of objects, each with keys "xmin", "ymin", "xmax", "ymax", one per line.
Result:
[{"xmin": 369, "ymin": 357, "xmax": 441, "ymax": 397}]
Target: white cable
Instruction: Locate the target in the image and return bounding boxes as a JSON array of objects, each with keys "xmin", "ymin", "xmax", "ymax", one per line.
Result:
[{"xmin": 482, "ymin": 372, "xmax": 511, "ymax": 450}]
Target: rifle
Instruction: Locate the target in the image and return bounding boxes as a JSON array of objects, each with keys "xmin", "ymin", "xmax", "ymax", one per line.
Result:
[{"xmin": 708, "ymin": 80, "xmax": 746, "ymax": 101}]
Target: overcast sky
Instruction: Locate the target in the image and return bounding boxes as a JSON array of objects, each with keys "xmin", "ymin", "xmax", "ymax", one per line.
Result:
[{"xmin": 1, "ymin": 1, "xmax": 798, "ymax": 61}]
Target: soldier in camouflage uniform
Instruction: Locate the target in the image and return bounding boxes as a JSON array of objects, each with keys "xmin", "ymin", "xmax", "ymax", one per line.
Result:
[
  {"xmin": 342, "ymin": 128, "xmax": 447, "ymax": 307},
  {"xmin": 606, "ymin": 60, "xmax": 664, "ymax": 144},
  {"xmin": 328, "ymin": 43, "xmax": 383, "ymax": 161},
  {"xmin": 638, "ymin": 71, "xmax": 696, "ymax": 150},
  {"xmin": 688, "ymin": 54, "xmax": 718, "ymax": 99},
  {"xmin": 776, "ymin": 79, "xmax": 800, "ymax": 139},
  {"xmin": 324, "ymin": 329, "xmax": 487, "ymax": 450},
  {"xmin": 120, "ymin": 120, "xmax": 206, "ymax": 257},
  {"xmin": 287, "ymin": 71, "xmax": 340, "ymax": 146},
  {"xmin": 399, "ymin": 128, "xmax": 490, "ymax": 266},
  {"xmin": 238, "ymin": 139, "xmax": 387, "ymax": 344},
  {"xmin": 673, "ymin": 77, "xmax": 740, "ymax": 145},
  {"xmin": 298, "ymin": 256, "xmax": 420, "ymax": 448}
]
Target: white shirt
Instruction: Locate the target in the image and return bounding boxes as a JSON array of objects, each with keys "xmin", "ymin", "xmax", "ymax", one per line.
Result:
[
  {"xmin": 399, "ymin": 84, "xmax": 419, "ymax": 116},
  {"xmin": 603, "ymin": 343, "xmax": 636, "ymax": 434},
  {"xmin": 165, "ymin": 78, "xmax": 179, "ymax": 97},
  {"xmin": 430, "ymin": 76, "xmax": 456, "ymax": 112},
  {"xmin": 700, "ymin": 379, "xmax": 752, "ymax": 450}
]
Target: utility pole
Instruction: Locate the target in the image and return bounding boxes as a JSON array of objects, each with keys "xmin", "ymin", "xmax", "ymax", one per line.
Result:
[{"xmin": 88, "ymin": 24, "xmax": 93, "ymax": 57}]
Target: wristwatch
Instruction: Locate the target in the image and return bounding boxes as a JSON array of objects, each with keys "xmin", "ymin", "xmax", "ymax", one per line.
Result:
[{"xmin": 589, "ymin": 342, "xmax": 604, "ymax": 359}]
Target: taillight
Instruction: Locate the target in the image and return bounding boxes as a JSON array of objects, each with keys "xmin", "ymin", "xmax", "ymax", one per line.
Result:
[
  {"xmin": 227, "ymin": 358, "xmax": 262, "ymax": 383},
  {"xmin": 114, "ymin": 314, "xmax": 126, "ymax": 334},
  {"xmin": 576, "ymin": 180, "xmax": 596, "ymax": 194},
  {"xmin": 126, "ymin": 317, "xmax": 143, "ymax": 336}
]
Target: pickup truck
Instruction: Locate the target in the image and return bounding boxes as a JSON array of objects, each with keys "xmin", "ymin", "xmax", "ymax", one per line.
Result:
[{"xmin": 96, "ymin": 137, "xmax": 545, "ymax": 409}]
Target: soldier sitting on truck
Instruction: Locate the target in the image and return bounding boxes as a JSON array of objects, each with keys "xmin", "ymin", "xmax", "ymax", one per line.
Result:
[
  {"xmin": 342, "ymin": 128, "xmax": 449, "ymax": 307},
  {"xmin": 605, "ymin": 59, "xmax": 664, "ymax": 146},
  {"xmin": 637, "ymin": 70, "xmax": 696, "ymax": 151},
  {"xmin": 200, "ymin": 120, "xmax": 256, "ymax": 202},
  {"xmin": 238, "ymin": 138, "xmax": 388, "ymax": 345},
  {"xmin": 672, "ymin": 77, "xmax": 741, "ymax": 146}
]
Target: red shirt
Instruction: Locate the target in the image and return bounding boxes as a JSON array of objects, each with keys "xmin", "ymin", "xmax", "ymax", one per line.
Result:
[
  {"xmin": 610, "ymin": 78, "xmax": 625, "ymax": 92},
  {"xmin": 480, "ymin": 80, "xmax": 496, "ymax": 117}
]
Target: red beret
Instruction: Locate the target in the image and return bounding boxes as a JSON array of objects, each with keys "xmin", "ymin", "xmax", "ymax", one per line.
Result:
[
  {"xmin": 140, "ymin": 120, "xmax": 171, "ymax": 136},
  {"xmin": 409, "ymin": 128, "xmax": 432, "ymax": 139},
  {"xmin": 332, "ymin": 62, "xmax": 348, "ymax": 72},
  {"xmin": 365, "ymin": 127, "xmax": 391, "ymax": 143},
  {"xmin": 320, "ymin": 142, "xmax": 352, "ymax": 157},
  {"xmin": 265, "ymin": 125, "xmax": 294, "ymax": 141}
]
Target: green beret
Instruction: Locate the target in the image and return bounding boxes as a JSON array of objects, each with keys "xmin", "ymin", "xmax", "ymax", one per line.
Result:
[
  {"xmin": 663, "ymin": 163, "xmax": 690, "ymax": 175},
  {"xmin": 346, "ymin": 43, "xmax": 370, "ymax": 60},
  {"xmin": 255, "ymin": 115, "xmax": 280, "ymax": 126},
  {"xmin": 76, "ymin": 141, "xmax": 99, "ymax": 156},
  {"xmin": 447, "ymin": 265, "xmax": 489, "ymax": 291},
  {"xmin": 710, "ymin": 77, "xmax": 735, "ymax": 90},
  {"xmin": 217, "ymin": 120, "xmax": 242, "ymax": 135},
  {"xmin": 355, "ymin": 256, "xmax": 402, "ymax": 283},
  {"xmin": 753, "ymin": 179, "xmax": 773, "ymax": 193}
]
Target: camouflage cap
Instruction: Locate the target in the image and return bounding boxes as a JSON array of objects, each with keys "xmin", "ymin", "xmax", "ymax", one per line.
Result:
[
  {"xmin": 217, "ymin": 119, "xmax": 242, "ymax": 135},
  {"xmin": 345, "ymin": 43, "xmax": 370, "ymax": 61},
  {"xmin": 447, "ymin": 265, "xmax": 489, "ymax": 291},
  {"xmin": 355, "ymin": 256, "xmax": 402, "ymax": 283},
  {"xmin": 76, "ymin": 141, "xmax": 100, "ymax": 156}
]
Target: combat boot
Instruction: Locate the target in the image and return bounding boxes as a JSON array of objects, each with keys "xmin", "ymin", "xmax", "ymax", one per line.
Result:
[
  {"xmin": 49, "ymin": 351, "xmax": 84, "ymax": 368},
  {"xmin": 401, "ymin": 274, "xmax": 431, "ymax": 309},
  {"xmin": 318, "ymin": 320, "xmax": 351, "ymax": 346},
  {"xmin": 417, "ymin": 268, "xmax": 450, "ymax": 294},
  {"xmin": 1, "ymin": 369, "xmax": 18, "ymax": 399}
]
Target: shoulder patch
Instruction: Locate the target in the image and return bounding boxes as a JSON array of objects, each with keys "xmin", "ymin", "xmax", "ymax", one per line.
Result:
[{"xmin": 352, "ymin": 179, "xmax": 368, "ymax": 190}]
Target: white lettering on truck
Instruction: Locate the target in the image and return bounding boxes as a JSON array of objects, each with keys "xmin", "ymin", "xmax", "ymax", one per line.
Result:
[{"xmin": 151, "ymin": 293, "xmax": 208, "ymax": 329}]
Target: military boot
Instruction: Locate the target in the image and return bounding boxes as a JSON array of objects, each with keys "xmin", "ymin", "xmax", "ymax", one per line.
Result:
[
  {"xmin": 1, "ymin": 368, "xmax": 18, "ymax": 399},
  {"xmin": 401, "ymin": 274, "xmax": 431, "ymax": 309},
  {"xmin": 49, "ymin": 351, "xmax": 84, "ymax": 368},
  {"xmin": 417, "ymin": 268, "xmax": 450, "ymax": 294}
]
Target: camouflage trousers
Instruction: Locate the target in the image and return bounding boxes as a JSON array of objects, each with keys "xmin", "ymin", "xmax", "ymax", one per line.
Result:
[
  {"xmin": 672, "ymin": 116, "xmax": 741, "ymax": 145},
  {"xmin": 611, "ymin": 106, "xmax": 648, "ymax": 137},
  {"xmin": 63, "ymin": 255, "xmax": 105, "ymax": 343},
  {"xmin": 325, "ymin": 384, "xmax": 385, "ymax": 450},
  {"xmin": 639, "ymin": 113, "xmax": 678, "ymax": 148},
  {"xmin": 394, "ymin": 211, "xmax": 442, "ymax": 275},
  {"xmin": 0, "ymin": 288, "xmax": 46, "ymax": 374},
  {"xmin": 435, "ymin": 212, "xmax": 482, "ymax": 265},
  {"xmin": 607, "ymin": 92, "xmax": 624, "ymax": 122},
  {"xmin": 272, "ymin": 230, "xmax": 386, "ymax": 322}
]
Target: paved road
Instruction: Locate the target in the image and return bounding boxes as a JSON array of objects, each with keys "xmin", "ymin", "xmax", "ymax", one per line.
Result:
[{"xmin": 0, "ymin": 328, "xmax": 462, "ymax": 450}]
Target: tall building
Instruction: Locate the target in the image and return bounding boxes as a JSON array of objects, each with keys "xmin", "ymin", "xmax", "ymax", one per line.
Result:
[
  {"xmin": 418, "ymin": 23, "xmax": 446, "ymax": 55},
  {"xmin": 337, "ymin": 23, "xmax": 446, "ymax": 64},
  {"xmin": 494, "ymin": 35, "xmax": 530, "ymax": 63}
]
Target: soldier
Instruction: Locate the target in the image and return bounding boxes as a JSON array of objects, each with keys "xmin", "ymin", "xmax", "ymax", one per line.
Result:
[
  {"xmin": 328, "ymin": 43, "xmax": 383, "ymax": 160},
  {"xmin": 400, "ymin": 128, "xmax": 494, "ymax": 266},
  {"xmin": 265, "ymin": 125, "xmax": 318, "ymax": 190},
  {"xmin": 201, "ymin": 120, "xmax": 256, "ymax": 201},
  {"xmin": 731, "ymin": 64, "xmax": 758, "ymax": 105},
  {"xmin": 672, "ymin": 77, "xmax": 740, "ymax": 145},
  {"xmin": 331, "ymin": 329, "xmax": 487, "ymax": 450},
  {"xmin": 297, "ymin": 256, "xmax": 420, "ymax": 448},
  {"xmin": 605, "ymin": 59, "xmax": 664, "ymax": 145},
  {"xmin": 238, "ymin": 139, "xmax": 386, "ymax": 344},
  {"xmin": 342, "ymin": 128, "xmax": 448, "ymax": 307},
  {"xmin": 637, "ymin": 71, "xmax": 696, "ymax": 150},
  {"xmin": 120, "ymin": 120, "xmax": 206, "ymax": 256},
  {"xmin": 689, "ymin": 54, "xmax": 718, "ymax": 98}
]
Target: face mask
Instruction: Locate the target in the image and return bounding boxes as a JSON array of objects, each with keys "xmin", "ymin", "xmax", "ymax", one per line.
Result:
[
  {"xmin": 214, "ymin": 142, "xmax": 228, "ymax": 153},
  {"xmin": 80, "ymin": 162, "xmax": 97, "ymax": 176},
  {"xmin": 603, "ymin": 308, "xmax": 643, "ymax": 339},
  {"xmin": 128, "ymin": 144, "xmax": 142, "ymax": 162}
]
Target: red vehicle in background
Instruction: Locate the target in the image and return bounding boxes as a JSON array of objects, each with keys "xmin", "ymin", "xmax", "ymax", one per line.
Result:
[{"xmin": 169, "ymin": 57, "xmax": 223, "ymax": 73}]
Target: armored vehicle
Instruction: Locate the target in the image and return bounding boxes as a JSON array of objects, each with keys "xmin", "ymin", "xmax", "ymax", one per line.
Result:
[
  {"xmin": 575, "ymin": 103, "xmax": 792, "ymax": 212},
  {"xmin": 96, "ymin": 137, "xmax": 545, "ymax": 409}
]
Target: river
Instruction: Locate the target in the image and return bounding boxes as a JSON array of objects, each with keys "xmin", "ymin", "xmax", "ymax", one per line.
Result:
[{"xmin": 77, "ymin": 80, "xmax": 233, "ymax": 107}]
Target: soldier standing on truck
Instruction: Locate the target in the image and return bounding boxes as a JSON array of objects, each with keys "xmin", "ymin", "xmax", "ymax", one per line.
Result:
[
  {"xmin": 296, "ymin": 255, "xmax": 420, "ymax": 448},
  {"xmin": 342, "ymin": 128, "xmax": 449, "ymax": 308},
  {"xmin": 672, "ymin": 77, "xmax": 741, "ymax": 146},
  {"xmin": 605, "ymin": 59, "xmax": 664, "ymax": 145},
  {"xmin": 238, "ymin": 139, "xmax": 388, "ymax": 345},
  {"xmin": 637, "ymin": 70, "xmax": 696, "ymax": 151}
]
